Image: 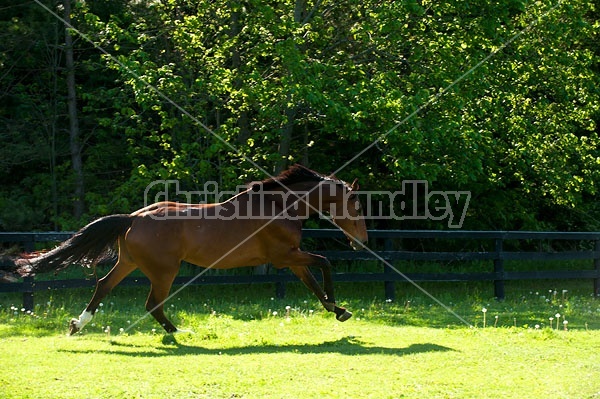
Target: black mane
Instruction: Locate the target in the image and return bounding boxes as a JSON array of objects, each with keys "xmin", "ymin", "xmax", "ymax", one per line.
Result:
[{"xmin": 250, "ymin": 164, "xmax": 328, "ymax": 191}]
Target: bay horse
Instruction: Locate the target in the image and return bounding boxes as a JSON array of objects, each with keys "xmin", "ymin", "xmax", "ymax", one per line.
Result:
[{"xmin": 17, "ymin": 164, "xmax": 368, "ymax": 335}]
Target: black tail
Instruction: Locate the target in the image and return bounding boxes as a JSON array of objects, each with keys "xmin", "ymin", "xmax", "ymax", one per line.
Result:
[{"xmin": 16, "ymin": 214, "xmax": 133, "ymax": 276}]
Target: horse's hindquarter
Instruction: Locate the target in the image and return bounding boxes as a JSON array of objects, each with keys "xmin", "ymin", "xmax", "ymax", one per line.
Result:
[{"xmin": 123, "ymin": 213, "xmax": 189, "ymax": 269}]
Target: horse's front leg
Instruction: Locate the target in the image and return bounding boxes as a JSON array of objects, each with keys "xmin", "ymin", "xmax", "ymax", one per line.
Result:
[
  {"xmin": 286, "ymin": 251, "xmax": 351, "ymax": 322},
  {"xmin": 290, "ymin": 265, "xmax": 351, "ymax": 321}
]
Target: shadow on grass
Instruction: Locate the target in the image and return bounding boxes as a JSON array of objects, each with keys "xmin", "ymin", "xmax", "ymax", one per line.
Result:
[{"xmin": 58, "ymin": 335, "xmax": 456, "ymax": 357}]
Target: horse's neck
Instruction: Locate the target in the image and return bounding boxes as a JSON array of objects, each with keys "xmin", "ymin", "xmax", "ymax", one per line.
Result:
[
  {"xmin": 226, "ymin": 182, "xmax": 332, "ymax": 217},
  {"xmin": 273, "ymin": 181, "xmax": 335, "ymax": 217}
]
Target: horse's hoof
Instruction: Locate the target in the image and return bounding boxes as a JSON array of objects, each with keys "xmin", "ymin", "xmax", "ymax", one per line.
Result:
[
  {"xmin": 68, "ymin": 319, "xmax": 80, "ymax": 335},
  {"xmin": 336, "ymin": 310, "xmax": 352, "ymax": 322}
]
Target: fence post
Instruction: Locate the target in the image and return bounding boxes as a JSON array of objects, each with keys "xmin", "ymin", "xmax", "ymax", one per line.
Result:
[
  {"xmin": 275, "ymin": 268, "xmax": 286, "ymax": 299},
  {"xmin": 22, "ymin": 276, "xmax": 35, "ymax": 311},
  {"xmin": 383, "ymin": 238, "xmax": 395, "ymax": 301},
  {"xmin": 22, "ymin": 237, "xmax": 35, "ymax": 311},
  {"xmin": 494, "ymin": 238, "xmax": 505, "ymax": 300},
  {"xmin": 594, "ymin": 239, "xmax": 600, "ymax": 298}
]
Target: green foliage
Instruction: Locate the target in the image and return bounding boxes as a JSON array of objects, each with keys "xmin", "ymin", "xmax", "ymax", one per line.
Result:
[{"xmin": 0, "ymin": 0, "xmax": 598, "ymax": 230}]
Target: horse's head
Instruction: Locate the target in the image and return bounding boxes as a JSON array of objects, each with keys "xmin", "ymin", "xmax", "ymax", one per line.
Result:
[
  {"xmin": 254, "ymin": 164, "xmax": 368, "ymax": 249},
  {"xmin": 325, "ymin": 178, "xmax": 368, "ymax": 250}
]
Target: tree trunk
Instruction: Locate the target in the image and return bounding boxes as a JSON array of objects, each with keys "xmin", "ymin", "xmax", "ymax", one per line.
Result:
[
  {"xmin": 274, "ymin": 100, "xmax": 295, "ymax": 173},
  {"xmin": 230, "ymin": 1, "xmax": 251, "ymax": 145},
  {"xmin": 63, "ymin": 0, "xmax": 85, "ymax": 218},
  {"xmin": 274, "ymin": 0, "xmax": 309, "ymax": 173}
]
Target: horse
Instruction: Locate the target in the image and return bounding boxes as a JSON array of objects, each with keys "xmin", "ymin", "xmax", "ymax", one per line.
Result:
[{"xmin": 16, "ymin": 164, "xmax": 368, "ymax": 335}]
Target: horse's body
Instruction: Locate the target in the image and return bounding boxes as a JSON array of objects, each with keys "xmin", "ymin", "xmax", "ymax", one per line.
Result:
[{"xmin": 17, "ymin": 165, "xmax": 367, "ymax": 334}]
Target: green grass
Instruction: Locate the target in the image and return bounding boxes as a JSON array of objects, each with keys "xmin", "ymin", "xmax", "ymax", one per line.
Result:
[{"xmin": 1, "ymin": 281, "xmax": 599, "ymax": 398}]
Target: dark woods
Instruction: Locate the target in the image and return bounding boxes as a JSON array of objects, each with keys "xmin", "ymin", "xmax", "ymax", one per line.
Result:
[{"xmin": 1, "ymin": 1, "xmax": 599, "ymax": 232}]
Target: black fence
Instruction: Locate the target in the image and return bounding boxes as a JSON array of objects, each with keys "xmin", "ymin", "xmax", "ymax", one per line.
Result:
[{"xmin": 1, "ymin": 229, "xmax": 599, "ymax": 310}]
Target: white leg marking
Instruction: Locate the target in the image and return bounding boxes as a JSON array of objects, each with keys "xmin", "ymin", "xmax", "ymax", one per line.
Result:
[
  {"xmin": 173, "ymin": 328, "xmax": 194, "ymax": 335},
  {"xmin": 75, "ymin": 310, "xmax": 93, "ymax": 330}
]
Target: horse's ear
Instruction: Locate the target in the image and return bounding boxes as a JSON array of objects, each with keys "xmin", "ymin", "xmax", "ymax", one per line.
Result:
[{"xmin": 350, "ymin": 178, "xmax": 359, "ymax": 191}]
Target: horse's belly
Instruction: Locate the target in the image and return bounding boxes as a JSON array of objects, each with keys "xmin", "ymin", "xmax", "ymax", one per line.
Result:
[
  {"xmin": 183, "ymin": 248, "xmax": 268, "ymax": 269},
  {"xmin": 182, "ymin": 222, "xmax": 270, "ymax": 269}
]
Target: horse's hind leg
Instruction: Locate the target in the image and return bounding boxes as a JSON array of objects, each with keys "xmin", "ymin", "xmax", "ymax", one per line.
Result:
[
  {"xmin": 139, "ymin": 262, "xmax": 181, "ymax": 333},
  {"xmin": 69, "ymin": 258, "xmax": 136, "ymax": 335},
  {"xmin": 145, "ymin": 281, "xmax": 178, "ymax": 333}
]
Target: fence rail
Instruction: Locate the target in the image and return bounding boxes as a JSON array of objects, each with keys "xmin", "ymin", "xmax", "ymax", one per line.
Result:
[{"xmin": 1, "ymin": 229, "xmax": 599, "ymax": 310}]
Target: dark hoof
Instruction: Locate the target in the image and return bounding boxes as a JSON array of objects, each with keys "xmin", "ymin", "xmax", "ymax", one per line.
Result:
[
  {"xmin": 336, "ymin": 310, "xmax": 352, "ymax": 322},
  {"xmin": 68, "ymin": 318, "xmax": 80, "ymax": 335}
]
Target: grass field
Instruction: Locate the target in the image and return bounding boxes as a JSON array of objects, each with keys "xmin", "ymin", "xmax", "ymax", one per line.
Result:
[{"xmin": 1, "ymin": 280, "xmax": 599, "ymax": 398}]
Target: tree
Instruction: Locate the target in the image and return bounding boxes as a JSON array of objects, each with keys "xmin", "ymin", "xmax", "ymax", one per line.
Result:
[
  {"xmin": 0, "ymin": 0, "xmax": 598, "ymax": 232},
  {"xmin": 63, "ymin": 0, "xmax": 85, "ymax": 218}
]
